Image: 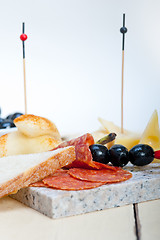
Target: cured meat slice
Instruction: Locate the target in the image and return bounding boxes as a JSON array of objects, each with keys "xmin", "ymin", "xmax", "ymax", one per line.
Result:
[
  {"xmin": 68, "ymin": 168, "xmax": 132, "ymax": 183},
  {"xmin": 91, "ymin": 161, "xmax": 119, "ymax": 171},
  {"xmin": 55, "ymin": 133, "xmax": 94, "ymax": 149},
  {"xmin": 29, "ymin": 181, "xmax": 49, "ymax": 187},
  {"xmin": 64, "ymin": 143, "xmax": 117, "ymax": 170},
  {"xmin": 53, "ymin": 133, "xmax": 95, "ymax": 169},
  {"xmin": 65, "ymin": 145, "xmax": 117, "ymax": 170},
  {"xmin": 42, "ymin": 169, "xmax": 104, "ymax": 190},
  {"xmin": 53, "ymin": 133, "xmax": 117, "ymax": 171},
  {"xmin": 66, "ymin": 144, "xmax": 93, "ymax": 168}
]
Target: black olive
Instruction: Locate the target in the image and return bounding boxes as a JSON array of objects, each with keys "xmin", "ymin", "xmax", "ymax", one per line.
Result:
[
  {"xmin": 0, "ymin": 118, "xmax": 4, "ymax": 123},
  {"xmin": 6, "ymin": 112, "xmax": 23, "ymax": 121},
  {"xmin": 89, "ymin": 144, "xmax": 110, "ymax": 164},
  {"xmin": 6, "ymin": 114, "xmax": 13, "ymax": 120},
  {"xmin": 129, "ymin": 144, "xmax": 154, "ymax": 166},
  {"xmin": 109, "ymin": 144, "xmax": 129, "ymax": 167},
  {"xmin": 0, "ymin": 120, "xmax": 15, "ymax": 129}
]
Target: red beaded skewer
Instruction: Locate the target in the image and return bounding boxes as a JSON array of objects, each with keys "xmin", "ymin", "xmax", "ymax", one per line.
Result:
[
  {"xmin": 20, "ymin": 22, "xmax": 28, "ymax": 114},
  {"xmin": 154, "ymin": 150, "xmax": 160, "ymax": 159}
]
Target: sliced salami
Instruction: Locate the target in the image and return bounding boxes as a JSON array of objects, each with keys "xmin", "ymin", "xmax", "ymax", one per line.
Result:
[
  {"xmin": 52, "ymin": 133, "xmax": 118, "ymax": 171},
  {"xmin": 66, "ymin": 144, "xmax": 93, "ymax": 168},
  {"xmin": 55, "ymin": 133, "xmax": 94, "ymax": 149},
  {"xmin": 42, "ymin": 169, "xmax": 104, "ymax": 190},
  {"xmin": 68, "ymin": 168, "xmax": 132, "ymax": 183},
  {"xmin": 52, "ymin": 133, "xmax": 97, "ymax": 169},
  {"xmin": 65, "ymin": 143, "xmax": 117, "ymax": 171},
  {"xmin": 91, "ymin": 161, "xmax": 119, "ymax": 171},
  {"xmin": 69, "ymin": 160, "xmax": 118, "ymax": 171},
  {"xmin": 29, "ymin": 181, "xmax": 49, "ymax": 187}
]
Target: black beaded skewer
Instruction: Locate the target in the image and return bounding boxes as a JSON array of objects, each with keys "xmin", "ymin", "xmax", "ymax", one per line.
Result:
[{"xmin": 120, "ymin": 13, "xmax": 128, "ymax": 134}]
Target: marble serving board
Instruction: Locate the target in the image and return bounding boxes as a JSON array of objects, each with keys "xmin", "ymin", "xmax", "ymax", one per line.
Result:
[{"xmin": 11, "ymin": 163, "xmax": 160, "ymax": 219}]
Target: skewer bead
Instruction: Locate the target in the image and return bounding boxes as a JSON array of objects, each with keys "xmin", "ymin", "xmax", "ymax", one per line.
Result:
[
  {"xmin": 120, "ymin": 27, "xmax": 127, "ymax": 34},
  {"xmin": 154, "ymin": 150, "xmax": 160, "ymax": 159},
  {"xmin": 20, "ymin": 34, "xmax": 28, "ymax": 41}
]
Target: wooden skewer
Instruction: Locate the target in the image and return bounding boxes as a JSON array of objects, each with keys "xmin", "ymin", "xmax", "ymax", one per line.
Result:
[
  {"xmin": 121, "ymin": 50, "xmax": 124, "ymax": 133},
  {"xmin": 20, "ymin": 22, "xmax": 28, "ymax": 114},
  {"xmin": 120, "ymin": 14, "xmax": 127, "ymax": 134},
  {"xmin": 23, "ymin": 58, "xmax": 27, "ymax": 114}
]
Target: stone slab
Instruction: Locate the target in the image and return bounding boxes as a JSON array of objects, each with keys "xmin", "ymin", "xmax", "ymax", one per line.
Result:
[{"xmin": 11, "ymin": 163, "xmax": 160, "ymax": 219}]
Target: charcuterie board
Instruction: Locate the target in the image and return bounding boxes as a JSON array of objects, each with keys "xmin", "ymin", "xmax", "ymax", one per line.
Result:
[
  {"xmin": 11, "ymin": 163, "xmax": 160, "ymax": 219},
  {"xmin": 0, "ymin": 113, "xmax": 160, "ymax": 219}
]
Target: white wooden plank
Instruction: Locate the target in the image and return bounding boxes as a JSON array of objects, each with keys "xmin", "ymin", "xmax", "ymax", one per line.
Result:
[
  {"xmin": 138, "ymin": 199, "xmax": 160, "ymax": 240},
  {"xmin": 0, "ymin": 197, "xmax": 136, "ymax": 240}
]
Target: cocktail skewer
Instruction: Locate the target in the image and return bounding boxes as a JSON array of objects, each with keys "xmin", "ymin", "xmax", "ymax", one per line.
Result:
[
  {"xmin": 20, "ymin": 22, "xmax": 28, "ymax": 114},
  {"xmin": 120, "ymin": 13, "xmax": 127, "ymax": 133}
]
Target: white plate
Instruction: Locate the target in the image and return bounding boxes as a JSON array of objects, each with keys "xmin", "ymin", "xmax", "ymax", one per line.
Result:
[{"xmin": 0, "ymin": 127, "xmax": 17, "ymax": 137}]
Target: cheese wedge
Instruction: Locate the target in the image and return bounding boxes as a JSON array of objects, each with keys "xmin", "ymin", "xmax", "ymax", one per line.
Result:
[
  {"xmin": 0, "ymin": 131, "xmax": 61, "ymax": 157},
  {"xmin": 114, "ymin": 133, "xmax": 140, "ymax": 150},
  {"xmin": 98, "ymin": 118, "xmax": 140, "ymax": 149},
  {"xmin": 139, "ymin": 110, "xmax": 160, "ymax": 150},
  {"xmin": 98, "ymin": 118, "xmax": 129, "ymax": 135},
  {"xmin": 139, "ymin": 110, "xmax": 160, "ymax": 163},
  {"xmin": 0, "ymin": 114, "xmax": 63, "ymax": 157},
  {"xmin": 0, "ymin": 146, "xmax": 75, "ymax": 198},
  {"xmin": 14, "ymin": 114, "xmax": 61, "ymax": 139}
]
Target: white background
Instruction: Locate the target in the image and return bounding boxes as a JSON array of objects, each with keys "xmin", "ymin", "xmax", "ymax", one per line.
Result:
[{"xmin": 0, "ymin": 0, "xmax": 160, "ymax": 135}]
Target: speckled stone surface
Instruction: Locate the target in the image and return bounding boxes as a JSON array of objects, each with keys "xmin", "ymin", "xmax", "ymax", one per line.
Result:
[{"xmin": 11, "ymin": 163, "xmax": 160, "ymax": 219}]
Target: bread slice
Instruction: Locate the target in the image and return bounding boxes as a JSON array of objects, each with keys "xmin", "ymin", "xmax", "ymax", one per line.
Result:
[{"xmin": 0, "ymin": 146, "xmax": 75, "ymax": 198}]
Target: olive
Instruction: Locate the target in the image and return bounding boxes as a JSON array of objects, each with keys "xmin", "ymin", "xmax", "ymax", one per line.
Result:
[
  {"xmin": 0, "ymin": 118, "xmax": 4, "ymax": 123},
  {"xmin": 6, "ymin": 112, "xmax": 23, "ymax": 121},
  {"xmin": 109, "ymin": 144, "xmax": 129, "ymax": 167},
  {"xmin": 0, "ymin": 120, "xmax": 15, "ymax": 129},
  {"xmin": 89, "ymin": 144, "xmax": 110, "ymax": 164},
  {"xmin": 6, "ymin": 114, "xmax": 13, "ymax": 120},
  {"xmin": 129, "ymin": 144, "xmax": 154, "ymax": 166}
]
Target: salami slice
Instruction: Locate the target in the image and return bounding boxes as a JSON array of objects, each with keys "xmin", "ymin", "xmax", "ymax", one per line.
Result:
[
  {"xmin": 52, "ymin": 133, "xmax": 95, "ymax": 169},
  {"xmin": 52, "ymin": 133, "xmax": 118, "ymax": 171},
  {"xmin": 42, "ymin": 169, "xmax": 104, "ymax": 190},
  {"xmin": 66, "ymin": 144, "xmax": 93, "ymax": 168},
  {"xmin": 29, "ymin": 181, "xmax": 49, "ymax": 187},
  {"xmin": 66, "ymin": 144, "xmax": 117, "ymax": 171},
  {"xmin": 68, "ymin": 168, "xmax": 132, "ymax": 183},
  {"xmin": 55, "ymin": 133, "xmax": 94, "ymax": 149},
  {"xmin": 91, "ymin": 161, "xmax": 119, "ymax": 171}
]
